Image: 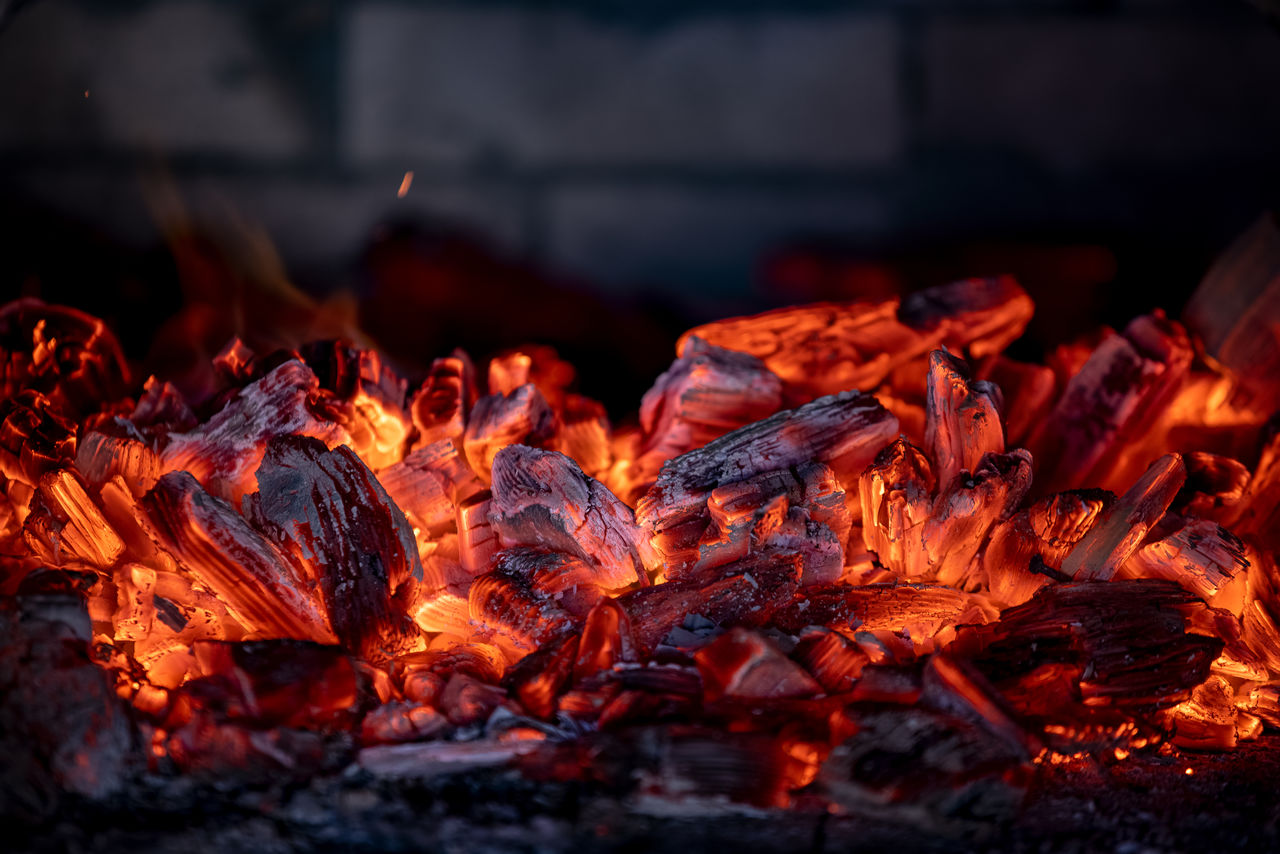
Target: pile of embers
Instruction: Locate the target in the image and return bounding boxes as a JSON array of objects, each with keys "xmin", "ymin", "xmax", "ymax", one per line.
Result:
[{"xmin": 4, "ymin": 266, "xmax": 1280, "ymax": 823}]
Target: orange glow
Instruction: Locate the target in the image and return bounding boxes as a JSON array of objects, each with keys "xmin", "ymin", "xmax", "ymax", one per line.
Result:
[
  {"xmin": 3, "ymin": 260, "xmax": 1279, "ymax": 807},
  {"xmin": 397, "ymin": 171, "xmax": 414, "ymax": 198}
]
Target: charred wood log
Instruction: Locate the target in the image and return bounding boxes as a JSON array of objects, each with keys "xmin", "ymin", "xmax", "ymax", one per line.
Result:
[
  {"xmin": 463, "ymin": 384, "xmax": 556, "ymax": 483},
  {"xmin": 141, "ymin": 471, "xmax": 335, "ymax": 644},
  {"xmin": 159, "ymin": 360, "xmax": 348, "ymax": 505},
  {"xmin": 924, "ymin": 349, "xmax": 1004, "ymax": 491},
  {"xmin": 1061, "ymin": 454, "xmax": 1186, "ymax": 582},
  {"xmin": 242, "ymin": 435, "xmax": 424, "ymax": 664},
  {"xmin": 1026, "ymin": 313, "xmax": 1192, "ymax": 494},
  {"xmin": 637, "ymin": 390, "xmax": 897, "ymax": 577},
  {"xmin": 617, "ymin": 337, "xmax": 783, "ymax": 503},
  {"xmin": 489, "ymin": 445, "xmax": 650, "ymax": 590}
]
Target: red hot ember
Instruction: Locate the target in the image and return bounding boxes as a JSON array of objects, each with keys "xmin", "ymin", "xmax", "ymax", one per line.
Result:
[{"xmin": 3, "ymin": 259, "xmax": 1280, "ymax": 817}]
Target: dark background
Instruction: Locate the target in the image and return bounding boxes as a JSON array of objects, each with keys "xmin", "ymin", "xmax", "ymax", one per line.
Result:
[{"xmin": 2, "ymin": 0, "xmax": 1279, "ymax": 410}]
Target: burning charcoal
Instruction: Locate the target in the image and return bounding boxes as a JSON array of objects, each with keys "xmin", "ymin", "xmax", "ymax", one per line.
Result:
[
  {"xmin": 1183, "ymin": 212, "xmax": 1280, "ymax": 416},
  {"xmin": 924, "ymin": 349, "xmax": 1004, "ymax": 490},
  {"xmin": 595, "ymin": 687, "xmax": 701, "ymax": 731},
  {"xmin": 487, "ymin": 345, "xmax": 577, "ymax": 412},
  {"xmin": 141, "ymin": 471, "xmax": 334, "ymax": 643},
  {"xmin": 439, "ymin": 671, "xmax": 508, "ymax": 726},
  {"xmin": 982, "ymin": 489, "xmax": 1112, "ymax": 606},
  {"xmin": 1026, "ymin": 313, "xmax": 1193, "ymax": 494},
  {"xmin": 130, "ymin": 376, "xmax": 197, "ymax": 435},
  {"xmin": 361, "ymin": 702, "xmax": 449, "ymax": 744},
  {"xmin": 467, "ymin": 567, "xmax": 576, "ymax": 661},
  {"xmin": 1173, "ymin": 452, "xmax": 1250, "ymax": 524},
  {"xmin": 112, "ymin": 563, "xmax": 157, "ymax": 641},
  {"xmin": 1237, "ymin": 428, "xmax": 1280, "ymax": 552},
  {"xmin": 683, "ymin": 462, "xmax": 849, "ymax": 585},
  {"xmin": 394, "ymin": 642, "xmax": 506, "ymax": 705},
  {"xmin": 848, "ymin": 663, "xmax": 924, "ymax": 704},
  {"xmin": 409, "ymin": 535, "xmax": 474, "ymax": 634},
  {"xmin": 820, "ymin": 705, "xmax": 1032, "ymax": 821},
  {"xmin": 409, "ymin": 354, "xmax": 473, "ymax": 447},
  {"xmin": 163, "ymin": 713, "xmax": 329, "ymax": 781},
  {"xmin": 695, "ymin": 627, "xmax": 821, "ymax": 701},
  {"xmin": 898, "ymin": 275, "xmax": 1035, "ymax": 361},
  {"xmin": 463, "ymin": 384, "xmax": 556, "ymax": 483},
  {"xmin": 986, "ymin": 357, "xmax": 1056, "ymax": 448},
  {"xmin": 23, "ymin": 469, "xmax": 125, "ymax": 570},
  {"xmin": 507, "ymin": 633, "xmax": 577, "ymax": 719},
  {"xmin": 678, "ymin": 299, "xmax": 927, "ymax": 402},
  {"xmin": 457, "ymin": 493, "xmax": 499, "ymax": 575},
  {"xmin": 159, "ymin": 360, "xmax": 348, "ymax": 505},
  {"xmin": 680, "ymin": 463, "xmax": 849, "ymax": 583},
  {"xmin": 859, "ymin": 439, "xmax": 935, "ymax": 576},
  {"xmin": 637, "ymin": 390, "xmax": 897, "ymax": 575},
  {"xmin": 678, "ymin": 278, "xmax": 1031, "ymax": 404},
  {"xmin": 488, "ymin": 350, "xmax": 535, "ymax": 395},
  {"xmin": 212, "ymin": 337, "xmax": 258, "ymax": 384},
  {"xmin": 953, "ymin": 580, "xmax": 1222, "ymax": 708},
  {"xmin": 618, "ymin": 552, "xmax": 803, "ymax": 655},
  {"xmin": 617, "ymin": 337, "xmax": 783, "ymax": 502},
  {"xmin": 917, "ymin": 450, "xmax": 1033, "ymax": 588},
  {"xmin": 378, "ymin": 439, "xmax": 485, "ymax": 540},
  {"xmin": 922, "ymin": 655, "xmax": 1039, "ymax": 758},
  {"xmin": 1122, "ymin": 519, "xmax": 1248, "ymax": 603},
  {"xmin": 0, "ymin": 298, "xmax": 129, "ymax": 416},
  {"xmin": 791, "ymin": 627, "xmax": 869, "ymax": 694},
  {"xmin": 1246, "ymin": 684, "xmax": 1280, "ymax": 729},
  {"xmin": 242, "ymin": 435, "xmax": 424, "ymax": 663},
  {"xmin": 494, "ymin": 547, "xmax": 607, "ymax": 618},
  {"xmin": 0, "ymin": 594, "xmax": 133, "ymax": 814},
  {"xmin": 130, "ymin": 569, "xmax": 241, "ymax": 687},
  {"xmin": 1241, "ymin": 548, "xmax": 1280, "ymax": 674},
  {"xmin": 183, "ymin": 639, "xmax": 360, "ymax": 729},
  {"xmin": 553, "ymin": 394, "xmax": 613, "ymax": 478},
  {"xmin": 575, "ymin": 597, "xmax": 637, "ymax": 680},
  {"xmin": 774, "ymin": 583, "xmax": 998, "ymax": 642},
  {"xmin": 489, "ymin": 445, "xmax": 651, "ymax": 589},
  {"xmin": 75, "ymin": 429, "xmax": 160, "ymax": 497},
  {"xmin": 0, "ymin": 390, "xmax": 77, "ymax": 488},
  {"xmin": 1164, "ymin": 675, "xmax": 1261, "ymax": 750},
  {"xmin": 299, "ymin": 341, "xmax": 411, "ymax": 470},
  {"xmin": 1061, "ymin": 454, "xmax": 1186, "ymax": 582}
]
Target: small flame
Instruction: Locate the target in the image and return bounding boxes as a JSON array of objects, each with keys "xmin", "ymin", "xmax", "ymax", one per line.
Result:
[
  {"xmin": 1185, "ymin": 767, "xmax": 1195, "ymax": 775},
  {"xmin": 397, "ymin": 171, "xmax": 414, "ymax": 198}
]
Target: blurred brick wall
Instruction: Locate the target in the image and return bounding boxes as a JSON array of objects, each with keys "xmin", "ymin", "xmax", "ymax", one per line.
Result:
[{"xmin": 2, "ymin": 0, "xmax": 1279, "ymax": 306}]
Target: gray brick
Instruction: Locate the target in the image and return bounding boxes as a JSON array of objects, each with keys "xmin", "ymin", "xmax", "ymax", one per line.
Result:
[
  {"xmin": 0, "ymin": 1, "xmax": 308, "ymax": 156},
  {"xmin": 545, "ymin": 183, "xmax": 890, "ymax": 297},
  {"xmin": 922, "ymin": 18, "xmax": 1280, "ymax": 169},
  {"xmin": 343, "ymin": 6, "xmax": 902, "ymax": 168}
]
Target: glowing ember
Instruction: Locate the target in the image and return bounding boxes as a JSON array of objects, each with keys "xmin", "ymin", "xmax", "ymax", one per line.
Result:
[{"xmin": 3, "ymin": 255, "xmax": 1280, "ymax": 816}]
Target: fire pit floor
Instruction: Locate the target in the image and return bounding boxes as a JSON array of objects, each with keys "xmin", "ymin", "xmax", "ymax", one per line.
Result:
[{"xmin": 16, "ymin": 736, "xmax": 1280, "ymax": 854}]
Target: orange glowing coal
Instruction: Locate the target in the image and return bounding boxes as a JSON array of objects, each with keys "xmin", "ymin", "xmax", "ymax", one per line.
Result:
[{"xmin": 4, "ymin": 218, "xmax": 1280, "ymax": 811}]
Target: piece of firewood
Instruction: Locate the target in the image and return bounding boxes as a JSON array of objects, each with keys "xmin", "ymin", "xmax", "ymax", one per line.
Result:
[
  {"xmin": 242, "ymin": 435, "xmax": 423, "ymax": 663},
  {"xmin": 924, "ymin": 349, "xmax": 1004, "ymax": 491},
  {"xmin": 159, "ymin": 360, "xmax": 349, "ymax": 505},
  {"xmin": 637, "ymin": 390, "xmax": 897, "ymax": 577},
  {"xmin": 141, "ymin": 471, "xmax": 335, "ymax": 643},
  {"xmin": 489, "ymin": 445, "xmax": 651, "ymax": 590},
  {"xmin": 617, "ymin": 337, "xmax": 783, "ymax": 503},
  {"xmin": 1061, "ymin": 454, "xmax": 1186, "ymax": 582}
]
